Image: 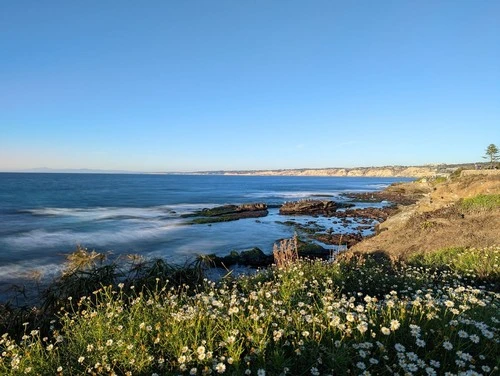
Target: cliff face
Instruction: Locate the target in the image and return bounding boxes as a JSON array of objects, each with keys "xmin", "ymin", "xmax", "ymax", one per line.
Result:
[{"xmin": 222, "ymin": 166, "xmax": 438, "ymax": 178}]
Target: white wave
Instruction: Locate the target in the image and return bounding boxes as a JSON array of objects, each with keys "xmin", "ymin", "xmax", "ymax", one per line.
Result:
[
  {"xmin": 22, "ymin": 204, "xmax": 216, "ymax": 221},
  {"xmin": 0, "ymin": 260, "xmax": 63, "ymax": 282},
  {"xmin": 365, "ymin": 183, "xmax": 391, "ymax": 189},
  {"xmin": 3, "ymin": 221, "xmax": 184, "ymax": 250},
  {"xmin": 245, "ymin": 191, "xmax": 339, "ymax": 199}
]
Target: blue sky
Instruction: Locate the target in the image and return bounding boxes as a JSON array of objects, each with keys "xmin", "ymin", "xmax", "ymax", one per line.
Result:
[{"xmin": 1, "ymin": 1, "xmax": 499, "ymax": 172}]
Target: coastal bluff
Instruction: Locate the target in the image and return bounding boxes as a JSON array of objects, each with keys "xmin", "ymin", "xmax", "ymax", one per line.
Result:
[{"xmin": 211, "ymin": 165, "xmax": 445, "ymax": 178}]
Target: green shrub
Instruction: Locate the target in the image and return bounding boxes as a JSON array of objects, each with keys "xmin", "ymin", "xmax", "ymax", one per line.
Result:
[{"xmin": 460, "ymin": 194, "xmax": 500, "ymax": 212}]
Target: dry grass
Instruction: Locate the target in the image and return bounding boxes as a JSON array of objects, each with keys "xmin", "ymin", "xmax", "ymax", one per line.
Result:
[
  {"xmin": 351, "ymin": 175, "xmax": 500, "ymax": 258},
  {"xmin": 273, "ymin": 234, "xmax": 299, "ymax": 268}
]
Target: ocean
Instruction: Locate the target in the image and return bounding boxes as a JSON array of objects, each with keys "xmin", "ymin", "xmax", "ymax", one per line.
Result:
[{"xmin": 0, "ymin": 173, "xmax": 410, "ymax": 288}]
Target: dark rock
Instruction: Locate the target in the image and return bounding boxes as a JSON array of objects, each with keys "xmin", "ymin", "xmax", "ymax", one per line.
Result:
[
  {"xmin": 313, "ymin": 233, "xmax": 363, "ymax": 248},
  {"xmin": 209, "ymin": 248, "xmax": 273, "ymax": 268},
  {"xmin": 279, "ymin": 200, "xmax": 340, "ymax": 216},
  {"xmin": 332, "ymin": 207, "xmax": 397, "ymax": 222},
  {"xmin": 296, "ymin": 240, "xmax": 330, "ymax": 259},
  {"xmin": 344, "ymin": 190, "xmax": 422, "ymax": 206},
  {"xmin": 186, "ymin": 203, "xmax": 269, "ymax": 224}
]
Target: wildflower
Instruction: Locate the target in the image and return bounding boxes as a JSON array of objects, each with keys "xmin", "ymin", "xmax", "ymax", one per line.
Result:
[
  {"xmin": 442, "ymin": 341, "xmax": 453, "ymax": 350},
  {"xmin": 257, "ymin": 369, "xmax": 266, "ymax": 376},
  {"xmin": 190, "ymin": 368, "xmax": 198, "ymax": 375},
  {"xmin": 407, "ymin": 363, "xmax": 418, "ymax": 372},
  {"xmin": 381, "ymin": 327, "xmax": 391, "ymax": 335},
  {"xmin": 425, "ymin": 367, "xmax": 437, "ymax": 376},
  {"xmin": 407, "ymin": 352, "xmax": 418, "ymax": 361},
  {"xmin": 455, "ymin": 359, "xmax": 466, "ymax": 367},
  {"xmin": 430, "ymin": 360, "xmax": 440, "ymax": 368},
  {"xmin": 215, "ymin": 362, "xmax": 226, "ymax": 373},
  {"xmin": 355, "ymin": 320, "xmax": 367, "ymax": 332},
  {"xmin": 416, "ymin": 339, "xmax": 426, "ymax": 347},
  {"xmin": 482, "ymin": 329, "xmax": 493, "ymax": 339},
  {"xmin": 356, "ymin": 362, "xmax": 366, "ymax": 370},
  {"xmin": 228, "ymin": 306, "xmax": 239, "ymax": 315},
  {"xmin": 78, "ymin": 356, "xmax": 85, "ymax": 363},
  {"xmin": 482, "ymin": 366, "xmax": 491, "ymax": 372},
  {"xmin": 444, "ymin": 300, "xmax": 455, "ymax": 308},
  {"xmin": 57, "ymin": 366, "xmax": 63, "ymax": 372},
  {"xmin": 409, "ymin": 324, "xmax": 421, "ymax": 337},
  {"xmin": 245, "ymin": 370, "xmax": 251, "ymax": 375},
  {"xmin": 311, "ymin": 367, "xmax": 320, "ymax": 376},
  {"xmin": 469, "ymin": 334, "xmax": 480, "ymax": 343},
  {"xmin": 458, "ymin": 330, "xmax": 468, "ymax": 338},
  {"xmin": 390, "ymin": 319, "xmax": 401, "ymax": 331},
  {"xmin": 395, "ymin": 343, "xmax": 405, "ymax": 352}
]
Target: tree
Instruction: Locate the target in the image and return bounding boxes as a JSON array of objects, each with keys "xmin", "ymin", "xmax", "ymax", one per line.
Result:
[{"xmin": 483, "ymin": 143, "xmax": 499, "ymax": 168}]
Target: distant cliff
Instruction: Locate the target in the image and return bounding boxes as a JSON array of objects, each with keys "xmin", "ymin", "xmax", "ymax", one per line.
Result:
[{"xmin": 214, "ymin": 166, "xmax": 442, "ymax": 178}]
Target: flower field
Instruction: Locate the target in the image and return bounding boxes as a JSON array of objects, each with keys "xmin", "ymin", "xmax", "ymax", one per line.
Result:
[{"xmin": 1, "ymin": 247, "xmax": 499, "ymax": 375}]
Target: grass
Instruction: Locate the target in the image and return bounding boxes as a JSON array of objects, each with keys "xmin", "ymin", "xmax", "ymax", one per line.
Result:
[
  {"xmin": 407, "ymin": 246, "xmax": 500, "ymax": 284},
  {"xmin": 1, "ymin": 242, "xmax": 499, "ymax": 375},
  {"xmin": 460, "ymin": 194, "xmax": 500, "ymax": 212}
]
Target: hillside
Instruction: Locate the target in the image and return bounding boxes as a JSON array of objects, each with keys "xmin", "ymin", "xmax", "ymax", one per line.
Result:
[{"xmin": 350, "ymin": 171, "xmax": 500, "ymax": 257}]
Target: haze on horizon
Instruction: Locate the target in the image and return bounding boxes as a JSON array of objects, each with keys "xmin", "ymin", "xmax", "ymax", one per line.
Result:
[{"xmin": 1, "ymin": 1, "xmax": 499, "ymax": 173}]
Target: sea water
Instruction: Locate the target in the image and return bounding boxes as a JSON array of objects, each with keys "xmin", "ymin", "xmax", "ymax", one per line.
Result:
[{"xmin": 0, "ymin": 173, "xmax": 410, "ymax": 287}]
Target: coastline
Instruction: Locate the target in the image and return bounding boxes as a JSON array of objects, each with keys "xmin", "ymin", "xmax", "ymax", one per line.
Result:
[{"xmin": 196, "ymin": 163, "xmax": 479, "ymax": 178}]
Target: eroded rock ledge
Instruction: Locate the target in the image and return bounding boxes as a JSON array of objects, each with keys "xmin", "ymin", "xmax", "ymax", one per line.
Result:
[
  {"xmin": 279, "ymin": 200, "xmax": 354, "ymax": 216},
  {"xmin": 185, "ymin": 203, "xmax": 268, "ymax": 224}
]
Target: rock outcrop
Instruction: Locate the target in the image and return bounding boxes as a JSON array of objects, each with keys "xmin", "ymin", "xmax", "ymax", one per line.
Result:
[
  {"xmin": 186, "ymin": 203, "xmax": 268, "ymax": 224},
  {"xmin": 279, "ymin": 200, "xmax": 339, "ymax": 216},
  {"xmin": 208, "ymin": 248, "xmax": 274, "ymax": 268}
]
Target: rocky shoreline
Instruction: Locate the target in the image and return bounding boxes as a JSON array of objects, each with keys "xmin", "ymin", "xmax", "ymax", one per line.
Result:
[{"xmin": 193, "ymin": 187, "xmax": 407, "ymax": 267}]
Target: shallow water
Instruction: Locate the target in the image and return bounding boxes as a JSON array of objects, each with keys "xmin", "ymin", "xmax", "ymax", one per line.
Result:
[{"xmin": 0, "ymin": 173, "xmax": 410, "ymax": 286}]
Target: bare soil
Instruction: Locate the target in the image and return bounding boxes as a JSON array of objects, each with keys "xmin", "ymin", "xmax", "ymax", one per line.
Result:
[{"xmin": 350, "ymin": 174, "xmax": 500, "ymax": 258}]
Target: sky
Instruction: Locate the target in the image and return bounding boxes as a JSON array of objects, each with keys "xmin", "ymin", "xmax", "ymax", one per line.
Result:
[{"xmin": 1, "ymin": 1, "xmax": 499, "ymax": 172}]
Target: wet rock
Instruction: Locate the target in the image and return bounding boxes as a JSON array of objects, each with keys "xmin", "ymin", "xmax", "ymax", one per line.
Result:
[
  {"xmin": 185, "ymin": 203, "xmax": 269, "ymax": 224},
  {"xmin": 279, "ymin": 200, "xmax": 352, "ymax": 216}
]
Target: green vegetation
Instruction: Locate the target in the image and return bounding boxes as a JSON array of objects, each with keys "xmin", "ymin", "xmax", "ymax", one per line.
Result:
[
  {"xmin": 1, "ymin": 245, "xmax": 499, "ymax": 375},
  {"xmin": 460, "ymin": 194, "xmax": 500, "ymax": 212},
  {"xmin": 407, "ymin": 246, "xmax": 500, "ymax": 283}
]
